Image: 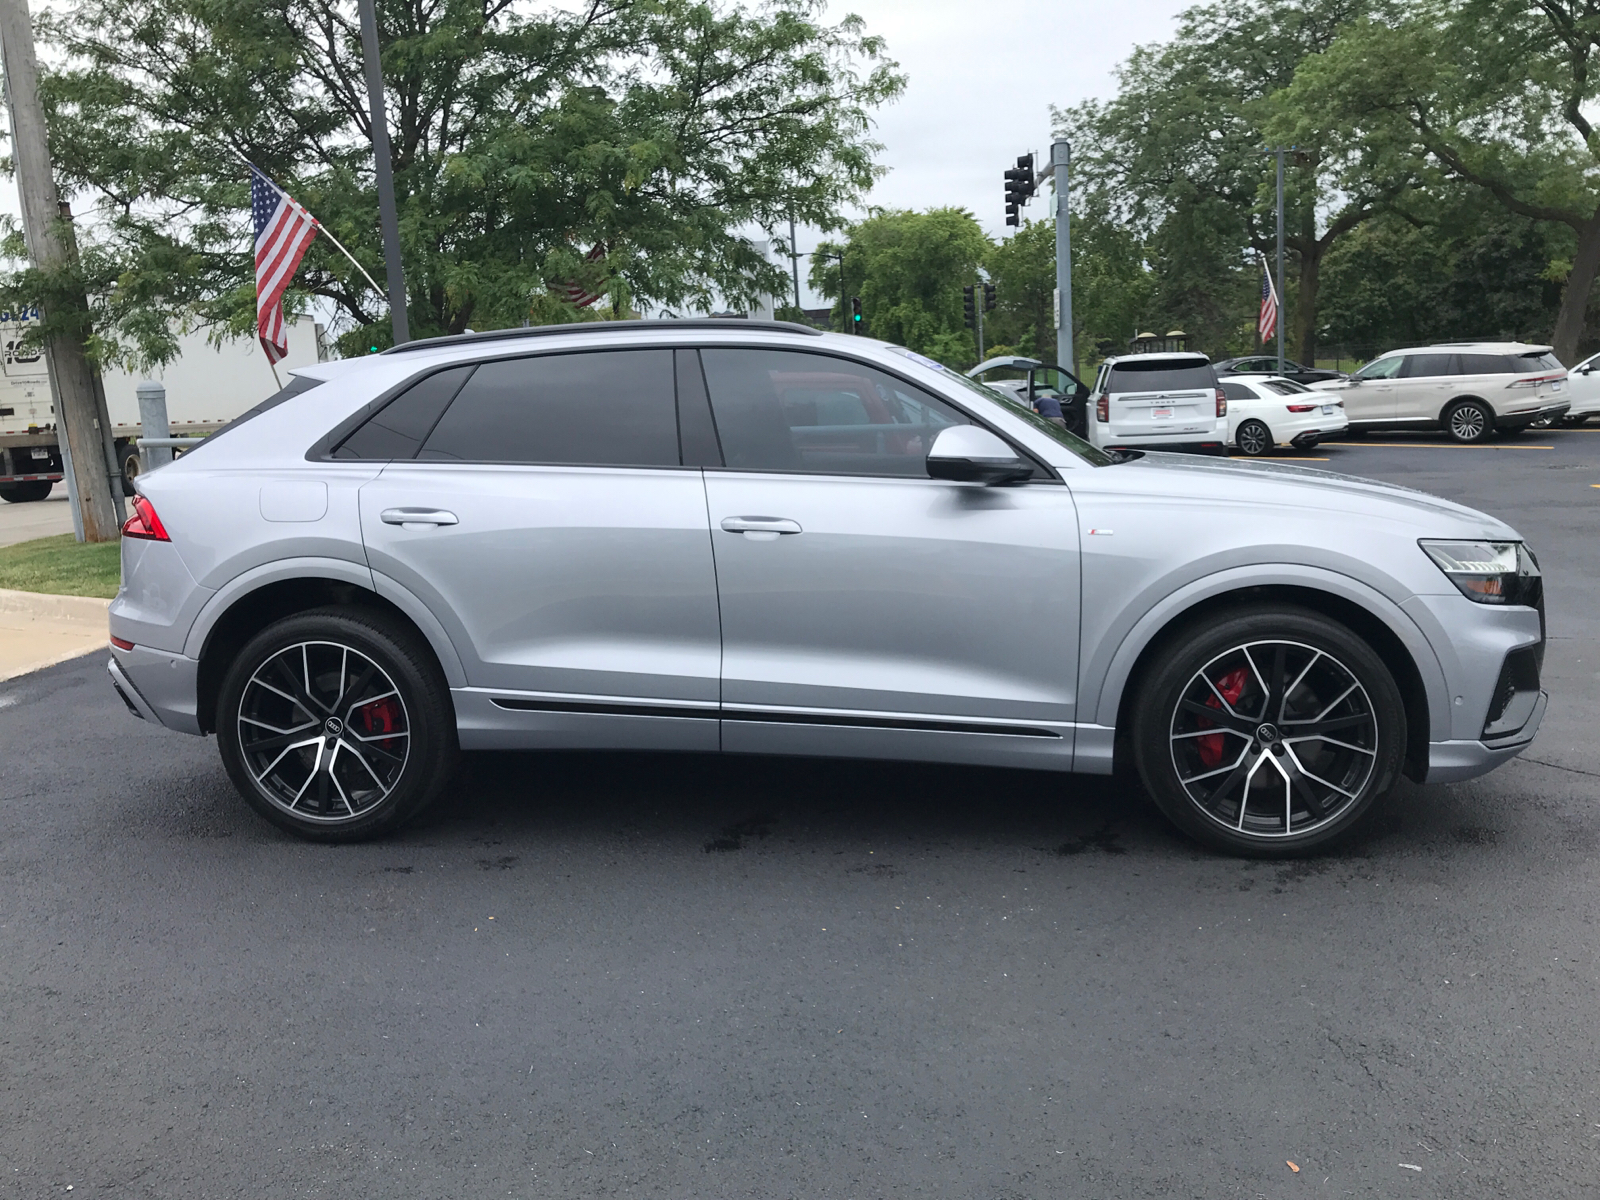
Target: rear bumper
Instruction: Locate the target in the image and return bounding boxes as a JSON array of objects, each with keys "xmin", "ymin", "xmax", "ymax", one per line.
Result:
[
  {"xmin": 1425, "ymin": 692, "xmax": 1547, "ymax": 782},
  {"xmin": 1105, "ymin": 440, "xmax": 1227, "ymax": 456},
  {"xmin": 1498, "ymin": 401, "xmax": 1569, "ymax": 428},
  {"xmin": 108, "ymin": 642, "xmax": 204, "ymax": 735}
]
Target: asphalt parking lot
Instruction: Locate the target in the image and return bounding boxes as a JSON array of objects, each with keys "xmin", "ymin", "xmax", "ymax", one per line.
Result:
[{"xmin": 3, "ymin": 431, "xmax": 1599, "ymax": 1198}]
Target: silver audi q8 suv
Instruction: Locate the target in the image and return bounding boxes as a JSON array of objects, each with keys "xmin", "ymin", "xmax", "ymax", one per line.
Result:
[{"xmin": 108, "ymin": 321, "xmax": 1546, "ymax": 856}]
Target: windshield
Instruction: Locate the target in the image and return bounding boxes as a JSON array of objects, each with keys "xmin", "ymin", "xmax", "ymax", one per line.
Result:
[{"xmin": 887, "ymin": 346, "xmax": 1116, "ymax": 466}]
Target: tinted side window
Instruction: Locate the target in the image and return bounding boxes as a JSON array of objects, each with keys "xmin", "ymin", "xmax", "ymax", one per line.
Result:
[
  {"xmin": 701, "ymin": 349, "xmax": 969, "ymax": 477},
  {"xmin": 1221, "ymin": 381, "xmax": 1256, "ymax": 402},
  {"xmin": 418, "ymin": 349, "xmax": 677, "ymax": 466},
  {"xmin": 1105, "ymin": 362, "xmax": 1216, "ymax": 391},
  {"xmin": 1457, "ymin": 353, "xmax": 1514, "ymax": 375},
  {"xmin": 334, "ymin": 365, "xmax": 473, "ymax": 459},
  {"xmin": 1403, "ymin": 353, "xmax": 1455, "ymax": 378}
]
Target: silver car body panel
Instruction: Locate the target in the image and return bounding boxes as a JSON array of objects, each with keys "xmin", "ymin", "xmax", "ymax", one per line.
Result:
[{"xmin": 108, "ymin": 326, "xmax": 1547, "ymax": 786}]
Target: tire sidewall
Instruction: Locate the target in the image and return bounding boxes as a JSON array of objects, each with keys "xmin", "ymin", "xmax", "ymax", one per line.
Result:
[
  {"xmin": 1130, "ymin": 606, "xmax": 1406, "ymax": 857},
  {"xmin": 1237, "ymin": 420, "xmax": 1271, "ymax": 456},
  {"xmin": 216, "ymin": 608, "xmax": 457, "ymax": 842}
]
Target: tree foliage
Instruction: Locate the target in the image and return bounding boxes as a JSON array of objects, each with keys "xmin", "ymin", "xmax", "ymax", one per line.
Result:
[{"xmin": 4, "ymin": 0, "xmax": 903, "ymax": 364}]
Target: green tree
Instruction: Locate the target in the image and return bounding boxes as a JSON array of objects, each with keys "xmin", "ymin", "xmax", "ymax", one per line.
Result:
[
  {"xmin": 4, "ymin": 0, "xmax": 902, "ymax": 364},
  {"xmin": 1280, "ymin": 0, "xmax": 1600, "ymax": 362},
  {"xmin": 809, "ymin": 207, "xmax": 990, "ymax": 367},
  {"xmin": 1056, "ymin": 0, "xmax": 1405, "ymax": 363}
]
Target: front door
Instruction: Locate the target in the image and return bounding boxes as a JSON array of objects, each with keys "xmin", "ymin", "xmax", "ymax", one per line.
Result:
[
  {"xmin": 356, "ymin": 348, "xmax": 721, "ymax": 750},
  {"xmin": 691, "ymin": 346, "xmax": 1082, "ymax": 769},
  {"xmin": 1336, "ymin": 354, "xmax": 1404, "ymax": 424}
]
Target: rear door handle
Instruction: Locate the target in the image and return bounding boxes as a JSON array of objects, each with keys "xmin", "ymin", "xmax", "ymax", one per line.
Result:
[
  {"xmin": 381, "ymin": 507, "xmax": 459, "ymax": 528},
  {"xmin": 720, "ymin": 516, "xmax": 802, "ymax": 536}
]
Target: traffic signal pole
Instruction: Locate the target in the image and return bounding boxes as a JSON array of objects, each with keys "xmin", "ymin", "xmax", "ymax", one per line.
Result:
[{"xmin": 1051, "ymin": 140, "xmax": 1075, "ymax": 378}]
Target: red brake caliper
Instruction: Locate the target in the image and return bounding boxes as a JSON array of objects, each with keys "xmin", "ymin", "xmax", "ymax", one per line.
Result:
[
  {"xmin": 1196, "ymin": 667, "xmax": 1250, "ymax": 768},
  {"xmin": 357, "ymin": 696, "xmax": 403, "ymax": 752}
]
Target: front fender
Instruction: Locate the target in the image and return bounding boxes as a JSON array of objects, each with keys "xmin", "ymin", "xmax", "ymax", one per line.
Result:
[{"xmin": 1082, "ymin": 562, "xmax": 1452, "ymax": 738}]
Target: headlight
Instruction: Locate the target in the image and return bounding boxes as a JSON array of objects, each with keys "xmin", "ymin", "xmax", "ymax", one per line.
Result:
[{"xmin": 1419, "ymin": 540, "xmax": 1541, "ymax": 604}]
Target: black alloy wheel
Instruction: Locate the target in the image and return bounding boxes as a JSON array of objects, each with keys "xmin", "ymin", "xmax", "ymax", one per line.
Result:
[
  {"xmin": 1236, "ymin": 419, "xmax": 1273, "ymax": 457},
  {"xmin": 1444, "ymin": 399, "xmax": 1492, "ymax": 443},
  {"xmin": 217, "ymin": 608, "xmax": 458, "ymax": 841},
  {"xmin": 1131, "ymin": 606, "xmax": 1406, "ymax": 856}
]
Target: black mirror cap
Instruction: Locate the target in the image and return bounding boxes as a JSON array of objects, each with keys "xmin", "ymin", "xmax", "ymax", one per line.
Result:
[{"xmin": 927, "ymin": 455, "xmax": 1034, "ymax": 486}]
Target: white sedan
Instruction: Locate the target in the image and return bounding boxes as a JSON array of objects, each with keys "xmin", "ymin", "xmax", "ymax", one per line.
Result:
[
  {"xmin": 1220, "ymin": 375, "xmax": 1348, "ymax": 455},
  {"xmin": 1541, "ymin": 350, "xmax": 1600, "ymax": 425}
]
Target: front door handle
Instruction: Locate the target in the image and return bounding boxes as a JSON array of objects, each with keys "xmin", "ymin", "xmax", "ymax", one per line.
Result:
[
  {"xmin": 720, "ymin": 516, "xmax": 803, "ymax": 536},
  {"xmin": 381, "ymin": 507, "xmax": 459, "ymax": 529}
]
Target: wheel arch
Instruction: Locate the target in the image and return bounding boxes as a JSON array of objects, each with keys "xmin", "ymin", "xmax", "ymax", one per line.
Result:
[
  {"xmin": 1438, "ymin": 394, "xmax": 1491, "ymax": 421},
  {"xmin": 1096, "ymin": 576, "xmax": 1440, "ymax": 784},
  {"xmin": 189, "ymin": 565, "xmax": 464, "ymax": 735}
]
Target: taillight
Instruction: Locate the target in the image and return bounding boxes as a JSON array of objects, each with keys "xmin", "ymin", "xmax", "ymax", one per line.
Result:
[
  {"xmin": 1095, "ymin": 394, "xmax": 1108, "ymax": 422},
  {"xmin": 121, "ymin": 495, "xmax": 170, "ymax": 541},
  {"xmin": 1508, "ymin": 372, "xmax": 1565, "ymax": 389},
  {"xmin": 1215, "ymin": 389, "xmax": 1227, "ymax": 417},
  {"xmin": 1286, "ymin": 403, "xmax": 1317, "ymax": 413}
]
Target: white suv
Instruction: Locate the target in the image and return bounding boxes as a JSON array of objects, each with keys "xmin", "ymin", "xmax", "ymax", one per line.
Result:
[
  {"xmin": 1088, "ymin": 352, "xmax": 1227, "ymax": 454},
  {"xmin": 1310, "ymin": 342, "xmax": 1569, "ymax": 442}
]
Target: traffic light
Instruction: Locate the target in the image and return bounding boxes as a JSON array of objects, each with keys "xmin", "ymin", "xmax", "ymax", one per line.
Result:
[
  {"xmin": 1003, "ymin": 152, "xmax": 1036, "ymax": 227},
  {"xmin": 850, "ymin": 296, "xmax": 862, "ymax": 328},
  {"xmin": 983, "ymin": 281, "xmax": 996, "ymax": 312},
  {"xmin": 962, "ymin": 285, "xmax": 976, "ymax": 329}
]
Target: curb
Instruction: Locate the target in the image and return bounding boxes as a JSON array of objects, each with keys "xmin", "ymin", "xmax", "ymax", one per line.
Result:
[{"xmin": 0, "ymin": 586, "xmax": 113, "ymax": 622}]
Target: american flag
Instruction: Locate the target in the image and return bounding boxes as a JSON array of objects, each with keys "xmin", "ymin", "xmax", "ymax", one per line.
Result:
[
  {"xmin": 558, "ymin": 243, "xmax": 607, "ymax": 309},
  {"xmin": 1258, "ymin": 256, "xmax": 1278, "ymax": 342},
  {"xmin": 251, "ymin": 167, "xmax": 318, "ymax": 363}
]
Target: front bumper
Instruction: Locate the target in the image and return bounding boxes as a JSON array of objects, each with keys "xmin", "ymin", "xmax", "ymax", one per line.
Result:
[{"xmin": 1426, "ymin": 692, "xmax": 1547, "ymax": 782}]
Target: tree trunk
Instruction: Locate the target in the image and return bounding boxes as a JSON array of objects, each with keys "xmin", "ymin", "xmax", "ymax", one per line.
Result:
[
  {"xmin": 1293, "ymin": 248, "xmax": 1320, "ymax": 367},
  {"xmin": 1550, "ymin": 208, "xmax": 1600, "ymax": 364}
]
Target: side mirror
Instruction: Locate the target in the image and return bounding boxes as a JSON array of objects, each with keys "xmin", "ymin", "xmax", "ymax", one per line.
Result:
[{"xmin": 926, "ymin": 425, "xmax": 1032, "ymax": 485}]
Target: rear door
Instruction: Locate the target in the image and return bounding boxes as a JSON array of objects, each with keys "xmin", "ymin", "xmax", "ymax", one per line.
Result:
[
  {"xmin": 1105, "ymin": 360, "xmax": 1216, "ymax": 442},
  {"xmin": 1394, "ymin": 352, "xmax": 1456, "ymax": 421},
  {"xmin": 353, "ymin": 348, "xmax": 722, "ymax": 751}
]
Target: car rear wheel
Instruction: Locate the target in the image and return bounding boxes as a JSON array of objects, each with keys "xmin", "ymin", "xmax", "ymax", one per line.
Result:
[
  {"xmin": 1444, "ymin": 399, "xmax": 1492, "ymax": 443},
  {"xmin": 1235, "ymin": 419, "xmax": 1273, "ymax": 456},
  {"xmin": 217, "ymin": 608, "xmax": 458, "ymax": 842},
  {"xmin": 1130, "ymin": 606, "xmax": 1406, "ymax": 857}
]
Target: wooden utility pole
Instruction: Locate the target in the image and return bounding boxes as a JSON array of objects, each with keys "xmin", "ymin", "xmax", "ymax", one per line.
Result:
[{"xmin": 0, "ymin": 0, "xmax": 119, "ymax": 541}]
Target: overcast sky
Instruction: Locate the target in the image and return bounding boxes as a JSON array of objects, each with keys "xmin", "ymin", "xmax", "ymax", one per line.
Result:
[
  {"xmin": 0, "ymin": 0, "xmax": 1192, "ymax": 314},
  {"xmin": 774, "ymin": 0, "xmax": 1190, "ymax": 306}
]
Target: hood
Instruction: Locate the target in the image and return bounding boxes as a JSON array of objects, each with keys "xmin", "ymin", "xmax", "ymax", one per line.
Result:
[{"xmin": 1117, "ymin": 451, "xmax": 1520, "ymax": 539}]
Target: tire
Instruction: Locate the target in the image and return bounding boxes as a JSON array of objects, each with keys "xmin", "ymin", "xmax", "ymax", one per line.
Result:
[
  {"xmin": 216, "ymin": 607, "xmax": 458, "ymax": 842},
  {"xmin": 119, "ymin": 446, "xmax": 140, "ymax": 496},
  {"xmin": 1443, "ymin": 399, "xmax": 1492, "ymax": 443},
  {"xmin": 0, "ymin": 480, "xmax": 53, "ymax": 503},
  {"xmin": 1129, "ymin": 605, "xmax": 1406, "ymax": 857},
  {"xmin": 1235, "ymin": 419, "xmax": 1273, "ymax": 457}
]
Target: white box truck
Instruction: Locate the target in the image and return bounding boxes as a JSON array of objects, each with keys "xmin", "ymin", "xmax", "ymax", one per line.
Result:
[{"xmin": 0, "ymin": 308, "xmax": 323, "ymax": 502}]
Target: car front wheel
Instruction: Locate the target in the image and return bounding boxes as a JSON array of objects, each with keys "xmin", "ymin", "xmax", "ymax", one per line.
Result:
[
  {"xmin": 1235, "ymin": 419, "xmax": 1273, "ymax": 456},
  {"xmin": 1130, "ymin": 606, "xmax": 1406, "ymax": 857},
  {"xmin": 216, "ymin": 608, "xmax": 458, "ymax": 842},
  {"xmin": 1444, "ymin": 399, "xmax": 1492, "ymax": 443}
]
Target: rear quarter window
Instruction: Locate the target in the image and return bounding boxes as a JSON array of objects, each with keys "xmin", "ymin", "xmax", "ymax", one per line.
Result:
[{"xmin": 1457, "ymin": 353, "xmax": 1515, "ymax": 375}]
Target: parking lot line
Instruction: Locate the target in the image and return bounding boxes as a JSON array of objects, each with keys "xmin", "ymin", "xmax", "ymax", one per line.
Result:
[{"xmin": 1326, "ymin": 442, "xmax": 1555, "ymax": 450}]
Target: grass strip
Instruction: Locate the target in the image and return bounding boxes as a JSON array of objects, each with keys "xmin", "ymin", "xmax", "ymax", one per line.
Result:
[{"xmin": 0, "ymin": 533, "xmax": 121, "ymax": 598}]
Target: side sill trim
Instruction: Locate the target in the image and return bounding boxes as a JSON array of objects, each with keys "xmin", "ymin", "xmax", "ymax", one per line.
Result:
[{"xmin": 491, "ymin": 697, "xmax": 717, "ymax": 722}]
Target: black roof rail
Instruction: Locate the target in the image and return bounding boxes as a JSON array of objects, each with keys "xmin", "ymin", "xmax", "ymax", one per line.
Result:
[{"xmin": 379, "ymin": 317, "xmax": 824, "ymax": 355}]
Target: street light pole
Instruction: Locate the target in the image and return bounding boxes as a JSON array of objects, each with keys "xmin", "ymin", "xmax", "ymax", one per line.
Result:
[
  {"xmin": 1052, "ymin": 140, "xmax": 1075, "ymax": 378},
  {"xmin": 356, "ymin": 0, "xmax": 409, "ymax": 346},
  {"xmin": 787, "ymin": 212, "xmax": 802, "ymax": 313}
]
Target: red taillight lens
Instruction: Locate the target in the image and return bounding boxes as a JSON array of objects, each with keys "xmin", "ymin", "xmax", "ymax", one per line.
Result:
[
  {"xmin": 1095, "ymin": 395, "xmax": 1109, "ymax": 422},
  {"xmin": 121, "ymin": 495, "xmax": 170, "ymax": 541},
  {"xmin": 1215, "ymin": 389, "xmax": 1227, "ymax": 417},
  {"xmin": 1286, "ymin": 403, "xmax": 1317, "ymax": 413}
]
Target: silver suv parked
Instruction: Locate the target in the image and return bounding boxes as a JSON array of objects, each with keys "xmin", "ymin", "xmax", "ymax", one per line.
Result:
[
  {"xmin": 1310, "ymin": 342, "xmax": 1569, "ymax": 442},
  {"xmin": 109, "ymin": 321, "xmax": 1547, "ymax": 856}
]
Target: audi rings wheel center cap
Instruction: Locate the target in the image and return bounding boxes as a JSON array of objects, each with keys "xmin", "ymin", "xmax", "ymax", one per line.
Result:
[
  {"xmin": 324, "ymin": 717, "xmax": 344, "ymax": 738},
  {"xmin": 1255, "ymin": 722, "xmax": 1280, "ymax": 746}
]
